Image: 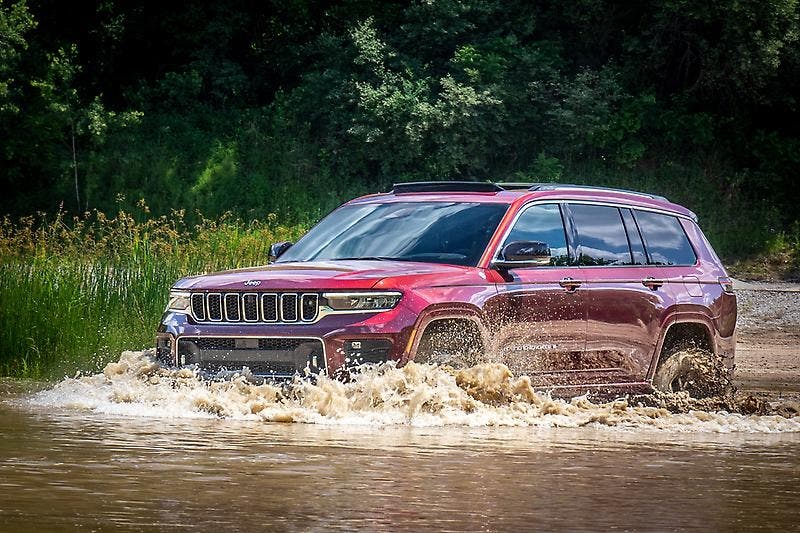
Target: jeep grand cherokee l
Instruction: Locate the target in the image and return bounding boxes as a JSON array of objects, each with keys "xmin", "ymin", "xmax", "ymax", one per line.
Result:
[{"xmin": 156, "ymin": 182, "xmax": 736, "ymax": 397}]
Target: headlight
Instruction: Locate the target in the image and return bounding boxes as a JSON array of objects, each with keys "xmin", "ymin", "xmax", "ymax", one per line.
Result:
[
  {"xmin": 322, "ymin": 291, "xmax": 402, "ymax": 312},
  {"xmin": 166, "ymin": 290, "xmax": 191, "ymax": 313}
]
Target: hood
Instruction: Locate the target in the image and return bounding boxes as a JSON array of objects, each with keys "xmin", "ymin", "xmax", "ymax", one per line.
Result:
[{"xmin": 173, "ymin": 260, "xmax": 483, "ymax": 291}]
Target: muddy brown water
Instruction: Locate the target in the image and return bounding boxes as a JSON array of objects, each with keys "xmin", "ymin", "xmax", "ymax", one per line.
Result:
[{"xmin": 2, "ymin": 353, "xmax": 800, "ymax": 532}]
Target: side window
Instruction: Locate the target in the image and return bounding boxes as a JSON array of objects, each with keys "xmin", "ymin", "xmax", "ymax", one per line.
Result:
[
  {"xmin": 633, "ymin": 210, "xmax": 697, "ymax": 265},
  {"xmin": 620, "ymin": 209, "xmax": 647, "ymax": 265},
  {"xmin": 502, "ymin": 204, "xmax": 569, "ymax": 265},
  {"xmin": 569, "ymin": 204, "xmax": 632, "ymax": 266}
]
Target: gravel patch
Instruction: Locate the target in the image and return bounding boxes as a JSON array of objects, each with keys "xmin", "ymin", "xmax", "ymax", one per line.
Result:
[{"xmin": 735, "ymin": 284, "xmax": 800, "ymax": 334}]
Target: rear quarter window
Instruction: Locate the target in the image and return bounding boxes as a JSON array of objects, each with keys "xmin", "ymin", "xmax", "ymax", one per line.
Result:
[{"xmin": 633, "ymin": 210, "xmax": 697, "ymax": 265}]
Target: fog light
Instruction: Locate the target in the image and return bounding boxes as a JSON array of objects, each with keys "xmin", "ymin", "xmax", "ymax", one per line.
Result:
[{"xmin": 344, "ymin": 339, "xmax": 393, "ymax": 365}]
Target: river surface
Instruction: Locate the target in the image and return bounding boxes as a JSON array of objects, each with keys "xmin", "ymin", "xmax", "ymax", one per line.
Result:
[{"xmin": 1, "ymin": 352, "xmax": 799, "ymax": 532}]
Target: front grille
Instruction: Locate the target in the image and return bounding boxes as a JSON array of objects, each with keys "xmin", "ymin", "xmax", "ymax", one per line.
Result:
[
  {"xmin": 190, "ymin": 292, "xmax": 319, "ymax": 324},
  {"xmin": 177, "ymin": 337, "xmax": 325, "ymax": 377}
]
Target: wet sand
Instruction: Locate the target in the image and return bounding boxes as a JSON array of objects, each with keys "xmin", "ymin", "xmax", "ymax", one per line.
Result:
[{"xmin": 734, "ymin": 283, "xmax": 800, "ymax": 405}]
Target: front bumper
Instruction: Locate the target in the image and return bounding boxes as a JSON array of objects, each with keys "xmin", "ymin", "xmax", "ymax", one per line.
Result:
[{"xmin": 156, "ymin": 306, "xmax": 416, "ymax": 379}]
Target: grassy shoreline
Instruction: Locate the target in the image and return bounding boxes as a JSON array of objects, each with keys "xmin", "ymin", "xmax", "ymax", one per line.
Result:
[{"xmin": 0, "ymin": 208, "xmax": 306, "ymax": 378}]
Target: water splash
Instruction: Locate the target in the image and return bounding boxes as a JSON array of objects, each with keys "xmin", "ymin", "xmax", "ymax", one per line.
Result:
[{"xmin": 28, "ymin": 350, "xmax": 800, "ymax": 433}]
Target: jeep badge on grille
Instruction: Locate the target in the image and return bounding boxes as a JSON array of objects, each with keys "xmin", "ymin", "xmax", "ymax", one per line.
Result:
[{"xmin": 243, "ymin": 280, "xmax": 261, "ymax": 286}]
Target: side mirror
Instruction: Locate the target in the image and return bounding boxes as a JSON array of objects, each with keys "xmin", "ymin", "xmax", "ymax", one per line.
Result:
[
  {"xmin": 269, "ymin": 241, "xmax": 293, "ymax": 262},
  {"xmin": 493, "ymin": 241, "xmax": 551, "ymax": 269}
]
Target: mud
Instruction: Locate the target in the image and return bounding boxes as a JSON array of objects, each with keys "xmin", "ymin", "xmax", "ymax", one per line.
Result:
[{"xmin": 26, "ymin": 348, "xmax": 800, "ymax": 433}]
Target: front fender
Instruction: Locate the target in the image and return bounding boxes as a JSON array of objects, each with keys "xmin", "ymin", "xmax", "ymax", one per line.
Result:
[{"xmin": 399, "ymin": 303, "xmax": 491, "ymax": 365}]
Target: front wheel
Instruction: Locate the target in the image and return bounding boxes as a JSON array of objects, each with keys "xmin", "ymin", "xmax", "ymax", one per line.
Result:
[{"xmin": 414, "ymin": 319, "xmax": 484, "ymax": 369}]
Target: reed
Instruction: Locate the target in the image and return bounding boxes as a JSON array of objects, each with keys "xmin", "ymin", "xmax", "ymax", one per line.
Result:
[{"xmin": 0, "ymin": 207, "xmax": 307, "ymax": 378}]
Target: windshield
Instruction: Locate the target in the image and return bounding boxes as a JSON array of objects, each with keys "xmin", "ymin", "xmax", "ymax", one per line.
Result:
[{"xmin": 277, "ymin": 201, "xmax": 509, "ymax": 266}]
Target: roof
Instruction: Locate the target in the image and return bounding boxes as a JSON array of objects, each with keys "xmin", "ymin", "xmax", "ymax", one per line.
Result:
[{"xmin": 348, "ymin": 181, "xmax": 697, "ymax": 220}]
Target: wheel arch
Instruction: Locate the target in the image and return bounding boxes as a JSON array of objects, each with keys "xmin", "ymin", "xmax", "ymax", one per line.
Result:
[
  {"xmin": 647, "ymin": 314, "xmax": 716, "ymax": 380},
  {"xmin": 401, "ymin": 303, "xmax": 490, "ymax": 364}
]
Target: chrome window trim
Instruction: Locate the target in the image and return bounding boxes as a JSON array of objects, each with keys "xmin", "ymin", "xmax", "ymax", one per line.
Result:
[
  {"xmin": 542, "ymin": 199, "xmax": 696, "ymax": 221},
  {"xmin": 490, "ymin": 199, "xmax": 699, "ymax": 270}
]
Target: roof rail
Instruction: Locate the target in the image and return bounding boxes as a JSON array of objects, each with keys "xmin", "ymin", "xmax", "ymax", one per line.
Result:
[
  {"xmin": 391, "ymin": 181, "xmax": 503, "ymax": 194},
  {"xmin": 528, "ymin": 183, "xmax": 668, "ymax": 201},
  {"xmin": 387, "ymin": 181, "xmax": 669, "ymax": 201}
]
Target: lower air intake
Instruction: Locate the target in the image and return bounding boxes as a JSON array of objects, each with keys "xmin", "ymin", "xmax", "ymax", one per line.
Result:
[{"xmin": 177, "ymin": 337, "xmax": 325, "ymax": 378}]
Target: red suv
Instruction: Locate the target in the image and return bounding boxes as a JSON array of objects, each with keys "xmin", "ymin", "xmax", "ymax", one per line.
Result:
[{"xmin": 156, "ymin": 182, "xmax": 736, "ymax": 397}]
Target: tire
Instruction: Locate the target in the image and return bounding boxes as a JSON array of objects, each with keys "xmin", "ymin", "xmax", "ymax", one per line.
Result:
[
  {"xmin": 652, "ymin": 347, "xmax": 730, "ymax": 398},
  {"xmin": 414, "ymin": 320, "xmax": 484, "ymax": 369}
]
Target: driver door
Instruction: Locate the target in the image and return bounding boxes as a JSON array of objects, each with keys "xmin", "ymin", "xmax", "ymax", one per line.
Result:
[{"xmin": 486, "ymin": 203, "xmax": 587, "ymax": 384}]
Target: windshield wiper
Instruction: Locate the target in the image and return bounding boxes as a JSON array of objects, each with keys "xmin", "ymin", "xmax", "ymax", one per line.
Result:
[{"xmin": 332, "ymin": 256, "xmax": 395, "ymax": 261}]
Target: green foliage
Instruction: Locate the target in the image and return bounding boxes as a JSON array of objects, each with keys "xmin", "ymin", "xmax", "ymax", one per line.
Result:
[
  {"xmin": 729, "ymin": 221, "xmax": 800, "ymax": 281},
  {"xmin": 0, "ymin": 0, "xmax": 35, "ymax": 113},
  {"xmin": 0, "ymin": 1, "xmax": 798, "ymax": 257},
  {"xmin": 0, "ymin": 207, "xmax": 307, "ymax": 378}
]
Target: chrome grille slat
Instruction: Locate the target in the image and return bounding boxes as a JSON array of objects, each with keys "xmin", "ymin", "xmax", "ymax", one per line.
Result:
[
  {"xmin": 280, "ymin": 293, "xmax": 298, "ymax": 322},
  {"xmin": 301, "ymin": 293, "xmax": 319, "ymax": 322},
  {"xmin": 191, "ymin": 293, "xmax": 206, "ymax": 321},
  {"xmin": 262, "ymin": 293, "xmax": 278, "ymax": 322},
  {"xmin": 224, "ymin": 293, "xmax": 240, "ymax": 322},
  {"xmin": 207, "ymin": 293, "xmax": 223, "ymax": 321},
  {"xmin": 191, "ymin": 292, "xmax": 318, "ymax": 324},
  {"xmin": 242, "ymin": 293, "xmax": 259, "ymax": 322}
]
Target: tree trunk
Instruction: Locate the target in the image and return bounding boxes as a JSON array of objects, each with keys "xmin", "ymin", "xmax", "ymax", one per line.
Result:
[{"xmin": 71, "ymin": 120, "xmax": 80, "ymax": 212}]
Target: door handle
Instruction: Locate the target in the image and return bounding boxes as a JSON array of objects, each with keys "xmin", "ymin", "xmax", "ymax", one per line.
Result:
[
  {"xmin": 642, "ymin": 277, "xmax": 665, "ymax": 290},
  {"xmin": 559, "ymin": 277, "xmax": 582, "ymax": 291}
]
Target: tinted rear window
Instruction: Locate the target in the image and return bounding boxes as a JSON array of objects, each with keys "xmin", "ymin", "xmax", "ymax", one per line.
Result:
[
  {"xmin": 634, "ymin": 210, "xmax": 697, "ymax": 265},
  {"xmin": 569, "ymin": 204, "xmax": 632, "ymax": 266}
]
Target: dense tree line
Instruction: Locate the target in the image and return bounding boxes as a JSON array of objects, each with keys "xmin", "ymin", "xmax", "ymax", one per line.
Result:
[{"xmin": 1, "ymin": 1, "xmax": 798, "ymax": 254}]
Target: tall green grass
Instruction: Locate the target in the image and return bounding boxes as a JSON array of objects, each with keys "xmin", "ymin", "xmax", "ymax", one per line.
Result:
[{"xmin": 0, "ymin": 208, "xmax": 307, "ymax": 378}]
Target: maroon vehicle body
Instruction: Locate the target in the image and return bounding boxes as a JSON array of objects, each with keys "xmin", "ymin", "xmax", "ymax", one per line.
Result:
[{"xmin": 156, "ymin": 183, "xmax": 736, "ymax": 396}]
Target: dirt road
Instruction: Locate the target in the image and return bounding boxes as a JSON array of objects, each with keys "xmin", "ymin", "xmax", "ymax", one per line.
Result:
[{"xmin": 734, "ymin": 282, "xmax": 800, "ymax": 404}]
